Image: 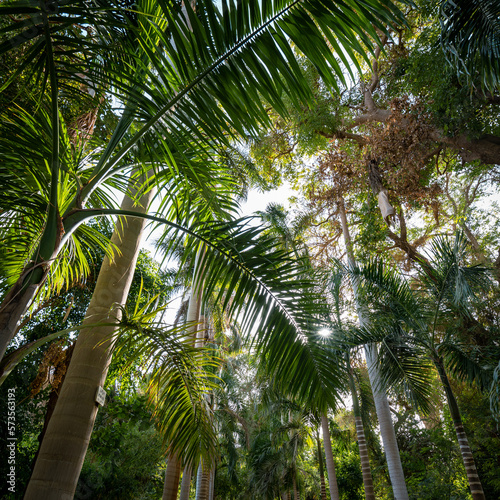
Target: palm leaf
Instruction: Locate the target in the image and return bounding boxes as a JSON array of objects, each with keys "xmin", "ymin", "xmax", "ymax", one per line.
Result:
[
  {"xmin": 437, "ymin": 339, "xmax": 491, "ymax": 390},
  {"xmin": 155, "ymin": 217, "xmax": 345, "ymax": 410},
  {"xmin": 112, "ymin": 295, "xmax": 221, "ymax": 466},
  {"xmin": 440, "ymin": 0, "xmax": 500, "ymax": 90}
]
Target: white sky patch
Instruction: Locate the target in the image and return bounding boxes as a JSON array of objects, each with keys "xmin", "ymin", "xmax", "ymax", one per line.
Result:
[{"xmin": 238, "ymin": 182, "xmax": 295, "ymax": 218}]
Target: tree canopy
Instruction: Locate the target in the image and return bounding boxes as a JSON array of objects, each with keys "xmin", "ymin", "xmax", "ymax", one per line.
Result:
[{"xmin": 0, "ymin": 0, "xmax": 499, "ymax": 499}]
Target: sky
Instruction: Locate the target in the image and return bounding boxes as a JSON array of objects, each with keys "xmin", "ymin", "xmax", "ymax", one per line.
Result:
[{"xmin": 239, "ymin": 183, "xmax": 295, "ymax": 217}]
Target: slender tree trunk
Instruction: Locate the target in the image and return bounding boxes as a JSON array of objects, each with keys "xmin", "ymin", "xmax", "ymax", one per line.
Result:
[
  {"xmin": 180, "ymin": 463, "xmax": 193, "ymax": 500},
  {"xmin": 0, "ymin": 272, "xmax": 48, "ymax": 361},
  {"xmin": 163, "ymin": 452, "xmax": 182, "ymax": 500},
  {"xmin": 321, "ymin": 414, "xmax": 340, "ymax": 500},
  {"xmin": 347, "ymin": 366, "xmax": 376, "ymax": 500},
  {"xmin": 24, "ymin": 180, "xmax": 155, "ymax": 499},
  {"xmin": 316, "ymin": 431, "xmax": 327, "ymax": 500},
  {"xmin": 435, "ymin": 359, "xmax": 485, "ymax": 500},
  {"xmin": 338, "ymin": 196, "xmax": 409, "ymax": 500},
  {"xmin": 293, "ymin": 474, "xmax": 298, "ymax": 500},
  {"xmin": 364, "ymin": 345, "xmax": 409, "ymax": 499},
  {"xmin": 196, "ymin": 462, "xmax": 210, "ymax": 500},
  {"xmin": 208, "ymin": 465, "xmax": 215, "ymax": 500}
]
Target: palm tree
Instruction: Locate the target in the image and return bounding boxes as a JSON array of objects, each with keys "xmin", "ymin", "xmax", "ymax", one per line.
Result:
[
  {"xmin": 0, "ymin": 0, "xmax": 406, "ymax": 361},
  {"xmin": 348, "ymin": 232, "xmax": 491, "ymax": 500},
  {"xmin": 337, "ymin": 197, "xmax": 410, "ymax": 500},
  {"xmin": 4, "ymin": 0, "xmax": 408, "ymax": 496},
  {"xmin": 320, "ymin": 414, "xmax": 340, "ymax": 500},
  {"xmin": 328, "ymin": 270, "xmax": 376, "ymax": 500},
  {"xmin": 439, "ymin": 0, "xmax": 500, "ymax": 91}
]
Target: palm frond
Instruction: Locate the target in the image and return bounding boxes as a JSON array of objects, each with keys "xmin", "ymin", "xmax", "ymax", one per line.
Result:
[
  {"xmin": 423, "ymin": 232, "xmax": 492, "ymax": 314},
  {"xmin": 440, "ymin": 0, "xmax": 500, "ymax": 90},
  {"xmin": 157, "ymin": 217, "xmax": 345, "ymax": 410},
  {"xmin": 438, "ymin": 339, "xmax": 491, "ymax": 390},
  {"xmin": 342, "ymin": 324, "xmax": 434, "ymax": 412},
  {"xmin": 112, "ymin": 296, "xmax": 220, "ymax": 466}
]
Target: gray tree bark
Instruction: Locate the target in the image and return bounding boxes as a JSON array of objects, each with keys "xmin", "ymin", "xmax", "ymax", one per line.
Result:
[
  {"xmin": 179, "ymin": 464, "xmax": 193, "ymax": 500},
  {"xmin": 347, "ymin": 366, "xmax": 376, "ymax": 500},
  {"xmin": 435, "ymin": 359, "xmax": 485, "ymax": 499},
  {"xmin": 196, "ymin": 462, "xmax": 210, "ymax": 500}
]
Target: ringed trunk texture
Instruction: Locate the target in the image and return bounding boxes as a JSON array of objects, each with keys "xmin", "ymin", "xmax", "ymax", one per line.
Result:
[
  {"xmin": 196, "ymin": 463, "xmax": 210, "ymax": 500},
  {"xmin": 348, "ymin": 363, "xmax": 375, "ymax": 500},
  {"xmin": 436, "ymin": 360, "xmax": 485, "ymax": 499},
  {"xmin": 316, "ymin": 432, "xmax": 327, "ymax": 500},
  {"xmin": 24, "ymin": 182, "xmax": 155, "ymax": 500},
  {"xmin": 321, "ymin": 414, "xmax": 340, "ymax": 500},
  {"xmin": 354, "ymin": 416, "xmax": 376, "ymax": 500},
  {"xmin": 179, "ymin": 463, "xmax": 193, "ymax": 500},
  {"xmin": 293, "ymin": 474, "xmax": 298, "ymax": 500},
  {"xmin": 208, "ymin": 465, "xmax": 215, "ymax": 500},
  {"xmin": 338, "ymin": 197, "xmax": 409, "ymax": 500},
  {"xmin": 163, "ymin": 452, "xmax": 182, "ymax": 500}
]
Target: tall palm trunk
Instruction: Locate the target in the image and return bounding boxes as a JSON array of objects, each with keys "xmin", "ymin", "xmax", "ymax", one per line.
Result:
[
  {"xmin": 0, "ymin": 276, "xmax": 45, "ymax": 360},
  {"xmin": 316, "ymin": 430, "xmax": 327, "ymax": 500},
  {"xmin": 180, "ymin": 463, "xmax": 193, "ymax": 500},
  {"xmin": 338, "ymin": 197, "xmax": 409, "ymax": 500},
  {"xmin": 347, "ymin": 365, "xmax": 376, "ymax": 500},
  {"xmin": 208, "ymin": 466, "xmax": 215, "ymax": 500},
  {"xmin": 196, "ymin": 463, "xmax": 210, "ymax": 500},
  {"xmin": 24, "ymin": 181, "xmax": 155, "ymax": 499},
  {"xmin": 435, "ymin": 359, "xmax": 485, "ymax": 499},
  {"xmin": 364, "ymin": 345, "xmax": 409, "ymax": 499},
  {"xmin": 163, "ymin": 452, "xmax": 182, "ymax": 500},
  {"xmin": 293, "ymin": 474, "xmax": 298, "ymax": 500},
  {"xmin": 321, "ymin": 414, "xmax": 340, "ymax": 500}
]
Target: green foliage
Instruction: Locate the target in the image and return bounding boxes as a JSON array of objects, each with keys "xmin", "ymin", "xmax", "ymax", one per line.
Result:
[
  {"xmin": 335, "ymin": 446, "xmax": 364, "ymax": 500},
  {"xmin": 77, "ymin": 392, "xmax": 165, "ymax": 500},
  {"xmin": 384, "ymin": 8, "xmax": 500, "ymax": 138},
  {"xmin": 397, "ymin": 414, "xmax": 471, "ymax": 499},
  {"xmin": 0, "ymin": 362, "xmax": 47, "ymax": 499},
  {"xmin": 439, "ymin": 0, "xmax": 500, "ymax": 92},
  {"xmin": 455, "ymin": 383, "xmax": 500, "ymax": 497},
  {"xmin": 352, "ymin": 195, "xmax": 390, "ymax": 264},
  {"xmin": 0, "ymin": 245, "xmax": 174, "ymax": 496}
]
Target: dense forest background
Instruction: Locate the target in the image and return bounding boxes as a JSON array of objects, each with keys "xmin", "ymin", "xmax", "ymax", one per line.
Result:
[{"xmin": 0, "ymin": 0, "xmax": 499, "ymax": 499}]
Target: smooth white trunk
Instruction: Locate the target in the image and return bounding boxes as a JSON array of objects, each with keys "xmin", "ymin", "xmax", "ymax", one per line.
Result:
[
  {"xmin": 321, "ymin": 414, "xmax": 340, "ymax": 500},
  {"xmin": 179, "ymin": 464, "xmax": 193, "ymax": 500},
  {"xmin": 24, "ymin": 181, "xmax": 155, "ymax": 499},
  {"xmin": 365, "ymin": 345, "xmax": 408, "ymax": 499},
  {"xmin": 338, "ymin": 197, "xmax": 409, "ymax": 500}
]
